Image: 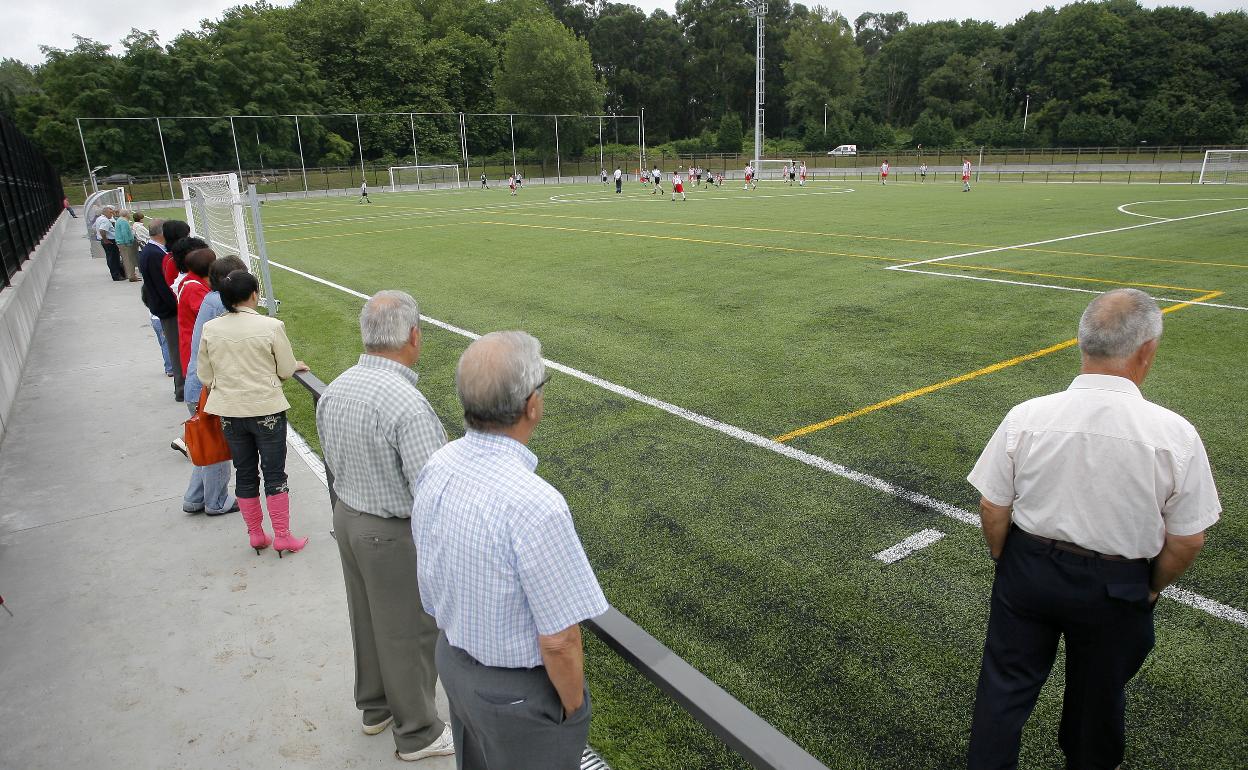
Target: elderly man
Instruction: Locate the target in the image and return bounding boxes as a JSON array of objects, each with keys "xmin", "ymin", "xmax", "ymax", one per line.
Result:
[
  {"xmin": 115, "ymin": 209, "xmax": 139, "ymax": 281},
  {"xmin": 412, "ymin": 331, "xmax": 608, "ymax": 770},
  {"xmin": 316, "ymin": 291, "xmax": 453, "ymax": 762},
  {"xmin": 94, "ymin": 205, "xmax": 124, "ymax": 281},
  {"xmin": 966, "ymin": 288, "xmax": 1220, "ymax": 770}
]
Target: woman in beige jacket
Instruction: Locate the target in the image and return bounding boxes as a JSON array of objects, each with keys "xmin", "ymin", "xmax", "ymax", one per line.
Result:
[{"xmin": 198, "ymin": 270, "xmax": 309, "ymax": 556}]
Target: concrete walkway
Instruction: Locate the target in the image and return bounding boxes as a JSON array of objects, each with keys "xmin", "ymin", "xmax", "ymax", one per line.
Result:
[{"xmin": 0, "ymin": 224, "xmax": 454, "ymax": 769}]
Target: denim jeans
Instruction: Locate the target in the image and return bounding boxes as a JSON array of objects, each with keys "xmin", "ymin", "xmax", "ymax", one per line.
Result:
[
  {"xmin": 150, "ymin": 315, "xmax": 174, "ymax": 376},
  {"xmin": 184, "ymin": 403, "xmax": 236, "ymax": 512},
  {"xmin": 220, "ymin": 412, "xmax": 288, "ymax": 499}
]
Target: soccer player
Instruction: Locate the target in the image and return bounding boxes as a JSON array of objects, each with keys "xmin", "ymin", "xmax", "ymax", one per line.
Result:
[
  {"xmin": 788, "ymin": 163, "xmax": 797, "ymax": 186},
  {"xmin": 614, "ymin": 166, "xmax": 623, "ymax": 194},
  {"xmin": 359, "ymin": 180, "xmax": 372, "ymax": 203},
  {"xmin": 962, "ymin": 157, "xmax": 972, "ymax": 191},
  {"xmin": 743, "ymin": 163, "xmax": 754, "ymax": 190},
  {"xmin": 799, "ymin": 161, "xmax": 807, "ymax": 186},
  {"xmin": 920, "ymin": 162, "xmax": 929, "ymax": 182},
  {"xmin": 480, "ymin": 172, "xmax": 488, "ymax": 189},
  {"xmin": 508, "ymin": 175, "xmax": 517, "ymax": 196},
  {"xmin": 601, "ymin": 167, "xmax": 608, "ymax": 185},
  {"xmin": 651, "ymin": 165, "xmax": 663, "ymax": 195},
  {"xmin": 880, "ymin": 160, "xmax": 889, "ymax": 186},
  {"xmin": 671, "ymin": 168, "xmax": 687, "ymax": 202},
  {"xmin": 516, "ymin": 171, "xmax": 523, "ymax": 188}
]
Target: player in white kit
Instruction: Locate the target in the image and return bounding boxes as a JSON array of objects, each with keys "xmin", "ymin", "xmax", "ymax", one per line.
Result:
[
  {"xmin": 880, "ymin": 160, "xmax": 890, "ymax": 185},
  {"xmin": 962, "ymin": 157, "xmax": 972, "ymax": 191}
]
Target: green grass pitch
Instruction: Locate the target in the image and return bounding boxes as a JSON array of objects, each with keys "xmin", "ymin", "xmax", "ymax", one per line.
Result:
[{"xmin": 166, "ymin": 177, "xmax": 1248, "ymax": 768}]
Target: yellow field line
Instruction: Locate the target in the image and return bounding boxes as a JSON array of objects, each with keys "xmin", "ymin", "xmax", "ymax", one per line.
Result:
[
  {"xmin": 940, "ymin": 264, "xmax": 1212, "ymax": 294},
  {"xmin": 474, "ymin": 220, "xmax": 908, "ymax": 262},
  {"xmin": 775, "ymin": 290, "xmax": 1223, "ymax": 443}
]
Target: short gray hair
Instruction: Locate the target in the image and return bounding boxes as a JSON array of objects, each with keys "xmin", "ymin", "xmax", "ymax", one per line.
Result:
[
  {"xmin": 148, "ymin": 219, "xmax": 164, "ymax": 237},
  {"xmin": 1078, "ymin": 288, "xmax": 1163, "ymax": 359},
  {"xmin": 456, "ymin": 331, "xmax": 546, "ymax": 430},
  {"xmin": 360, "ymin": 290, "xmax": 420, "ymax": 352}
]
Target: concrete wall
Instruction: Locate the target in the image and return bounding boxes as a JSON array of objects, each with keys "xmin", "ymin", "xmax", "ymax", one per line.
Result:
[{"xmin": 0, "ymin": 212, "xmax": 69, "ymax": 444}]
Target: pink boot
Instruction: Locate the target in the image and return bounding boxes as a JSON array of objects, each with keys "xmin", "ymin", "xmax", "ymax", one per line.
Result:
[
  {"xmin": 239, "ymin": 497, "xmax": 272, "ymax": 555},
  {"xmin": 267, "ymin": 492, "xmax": 308, "ymax": 558}
]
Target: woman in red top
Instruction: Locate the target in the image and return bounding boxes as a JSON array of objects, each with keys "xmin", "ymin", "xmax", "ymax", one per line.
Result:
[{"xmin": 178, "ymin": 248, "xmax": 217, "ymax": 377}]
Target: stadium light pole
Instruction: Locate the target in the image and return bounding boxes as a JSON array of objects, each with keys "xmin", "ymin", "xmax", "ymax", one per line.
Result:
[
  {"xmin": 823, "ymin": 103, "xmax": 827, "ymax": 136},
  {"xmin": 1023, "ymin": 94, "xmax": 1031, "ymax": 132},
  {"xmin": 745, "ymin": 0, "xmax": 767, "ymax": 169}
]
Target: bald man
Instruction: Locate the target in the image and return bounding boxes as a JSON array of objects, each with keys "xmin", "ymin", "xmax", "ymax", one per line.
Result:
[{"xmin": 966, "ymin": 288, "xmax": 1220, "ymax": 770}]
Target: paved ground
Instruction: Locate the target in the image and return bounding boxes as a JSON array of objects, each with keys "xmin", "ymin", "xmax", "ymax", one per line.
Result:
[{"xmin": 0, "ymin": 226, "xmax": 454, "ymax": 769}]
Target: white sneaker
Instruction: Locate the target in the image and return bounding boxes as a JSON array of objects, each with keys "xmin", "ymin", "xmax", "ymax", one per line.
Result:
[
  {"xmin": 362, "ymin": 714, "xmax": 394, "ymax": 735},
  {"xmin": 396, "ymin": 724, "xmax": 454, "ymax": 761},
  {"xmin": 171, "ymin": 437, "xmax": 189, "ymax": 459}
]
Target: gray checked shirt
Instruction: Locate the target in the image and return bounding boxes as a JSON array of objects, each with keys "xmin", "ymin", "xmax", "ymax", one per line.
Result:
[{"xmin": 316, "ymin": 354, "xmax": 447, "ymax": 518}]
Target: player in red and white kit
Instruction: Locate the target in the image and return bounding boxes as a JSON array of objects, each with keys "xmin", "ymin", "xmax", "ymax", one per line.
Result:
[
  {"xmin": 743, "ymin": 163, "xmax": 755, "ymax": 190},
  {"xmin": 962, "ymin": 157, "xmax": 972, "ymax": 191},
  {"xmin": 880, "ymin": 160, "xmax": 890, "ymax": 186},
  {"xmin": 508, "ymin": 175, "xmax": 517, "ymax": 196},
  {"xmin": 799, "ymin": 161, "xmax": 807, "ymax": 186},
  {"xmin": 671, "ymin": 168, "xmax": 687, "ymax": 202}
]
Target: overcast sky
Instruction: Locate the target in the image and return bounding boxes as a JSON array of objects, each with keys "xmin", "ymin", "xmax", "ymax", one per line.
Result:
[{"xmin": 3, "ymin": 0, "xmax": 1244, "ymax": 66}]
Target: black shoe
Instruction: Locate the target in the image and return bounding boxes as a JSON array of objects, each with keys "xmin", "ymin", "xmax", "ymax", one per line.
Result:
[{"xmin": 183, "ymin": 504, "xmax": 204, "ymax": 513}]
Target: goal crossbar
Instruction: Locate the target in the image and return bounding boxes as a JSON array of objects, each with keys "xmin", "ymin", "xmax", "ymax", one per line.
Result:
[
  {"xmin": 388, "ymin": 164, "xmax": 463, "ymax": 192},
  {"xmin": 1199, "ymin": 150, "xmax": 1248, "ymax": 184}
]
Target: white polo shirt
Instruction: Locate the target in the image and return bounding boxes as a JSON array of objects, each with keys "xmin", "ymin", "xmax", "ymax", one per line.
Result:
[{"xmin": 968, "ymin": 373, "xmax": 1220, "ymax": 559}]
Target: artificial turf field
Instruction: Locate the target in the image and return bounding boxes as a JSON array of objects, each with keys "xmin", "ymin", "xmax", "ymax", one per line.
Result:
[{"xmin": 186, "ymin": 178, "xmax": 1247, "ymax": 768}]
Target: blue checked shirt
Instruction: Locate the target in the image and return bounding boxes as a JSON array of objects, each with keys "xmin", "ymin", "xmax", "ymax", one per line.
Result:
[
  {"xmin": 411, "ymin": 431, "xmax": 608, "ymax": 668},
  {"xmin": 316, "ymin": 355, "xmax": 447, "ymax": 517}
]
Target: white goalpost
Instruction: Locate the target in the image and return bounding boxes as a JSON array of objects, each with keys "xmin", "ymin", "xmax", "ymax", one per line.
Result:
[
  {"xmin": 1198, "ymin": 150, "xmax": 1248, "ymax": 184},
  {"xmin": 388, "ymin": 164, "xmax": 463, "ymax": 192},
  {"xmin": 180, "ymin": 172, "xmax": 278, "ymax": 313},
  {"xmin": 754, "ymin": 159, "xmax": 796, "ymax": 182}
]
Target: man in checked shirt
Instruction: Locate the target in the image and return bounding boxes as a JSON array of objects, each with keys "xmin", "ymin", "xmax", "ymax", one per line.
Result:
[
  {"xmin": 317, "ymin": 291, "xmax": 455, "ymax": 762},
  {"xmin": 412, "ymin": 331, "xmax": 608, "ymax": 770}
]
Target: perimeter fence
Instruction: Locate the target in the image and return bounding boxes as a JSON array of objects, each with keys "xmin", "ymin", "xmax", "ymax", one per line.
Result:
[{"xmin": 1, "ymin": 114, "xmax": 64, "ymax": 290}]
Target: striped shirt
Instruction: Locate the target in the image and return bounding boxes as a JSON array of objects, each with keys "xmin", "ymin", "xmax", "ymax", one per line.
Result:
[
  {"xmin": 411, "ymin": 431, "xmax": 608, "ymax": 668},
  {"xmin": 316, "ymin": 354, "xmax": 447, "ymax": 518}
]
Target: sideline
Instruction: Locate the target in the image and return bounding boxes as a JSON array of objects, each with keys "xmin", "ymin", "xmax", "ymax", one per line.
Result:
[{"xmin": 264, "ymin": 258, "xmax": 1248, "ymax": 629}]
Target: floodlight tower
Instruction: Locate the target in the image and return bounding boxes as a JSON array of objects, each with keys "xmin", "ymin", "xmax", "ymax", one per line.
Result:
[{"xmin": 745, "ymin": 0, "xmax": 767, "ymax": 168}]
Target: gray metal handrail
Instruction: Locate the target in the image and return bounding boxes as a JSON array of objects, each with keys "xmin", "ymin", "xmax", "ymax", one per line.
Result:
[{"xmin": 292, "ymin": 369, "xmax": 830, "ymax": 770}]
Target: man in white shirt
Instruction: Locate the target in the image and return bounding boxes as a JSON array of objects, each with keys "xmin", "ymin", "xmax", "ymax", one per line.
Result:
[
  {"xmin": 94, "ymin": 206, "xmax": 124, "ymax": 280},
  {"xmin": 613, "ymin": 166, "xmax": 622, "ymax": 194},
  {"xmin": 966, "ymin": 288, "xmax": 1220, "ymax": 770}
]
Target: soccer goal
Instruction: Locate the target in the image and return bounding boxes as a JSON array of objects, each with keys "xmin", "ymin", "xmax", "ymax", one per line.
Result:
[
  {"xmin": 1198, "ymin": 150, "xmax": 1248, "ymax": 184},
  {"xmin": 388, "ymin": 165, "xmax": 463, "ymax": 192},
  {"xmin": 754, "ymin": 159, "xmax": 796, "ymax": 182},
  {"xmin": 181, "ymin": 172, "xmax": 278, "ymax": 313}
]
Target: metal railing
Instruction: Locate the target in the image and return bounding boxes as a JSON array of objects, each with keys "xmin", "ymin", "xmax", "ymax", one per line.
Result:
[
  {"xmin": 0, "ymin": 114, "xmax": 64, "ymax": 291},
  {"xmin": 291, "ymin": 369, "xmax": 830, "ymax": 770}
]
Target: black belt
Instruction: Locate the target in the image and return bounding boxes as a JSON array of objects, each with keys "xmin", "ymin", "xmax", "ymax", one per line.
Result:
[{"xmin": 1013, "ymin": 525, "xmax": 1148, "ymax": 564}]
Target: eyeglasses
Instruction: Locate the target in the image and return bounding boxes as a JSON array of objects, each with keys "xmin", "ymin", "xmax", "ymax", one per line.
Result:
[{"xmin": 527, "ymin": 373, "xmax": 552, "ymax": 401}]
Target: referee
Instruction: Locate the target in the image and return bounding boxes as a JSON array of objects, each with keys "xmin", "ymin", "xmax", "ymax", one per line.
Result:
[{"xmin": 966, "ymin": 288, "xmax": 1220, "ymax": 770}]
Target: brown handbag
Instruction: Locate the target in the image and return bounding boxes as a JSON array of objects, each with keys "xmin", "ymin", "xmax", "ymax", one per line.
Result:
[{"xmin": 184, "ymin": 388, "xmax": 232, "ymax": 466}]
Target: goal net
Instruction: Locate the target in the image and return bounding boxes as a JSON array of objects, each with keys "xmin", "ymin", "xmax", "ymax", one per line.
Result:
[
  {"xmin": 180, "ymin": 173, "xmax": 277, "ymax": 312},
  {"xmin": 753, "ymin": 159, "xmax": 797, "ymax": 182},
  {"xmin": 1198, "ymin": 150, "xmax": 1248, "ymax": 184},
  {"xmin": 389, "ymin": 165, "xmax": 463, "ymax": 192}
]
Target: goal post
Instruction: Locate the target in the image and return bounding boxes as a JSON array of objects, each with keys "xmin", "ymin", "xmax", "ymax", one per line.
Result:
[
  {"xmin": 753, "ymin": 159, "xmax": 796, "ymax": 182},
  {"xmin": 180, "ymin": 172, "xmax": 278, "ymax": 314},
  {"xmin": 388, "ymin": 164, "xmax": 463, "ymax": 192},
  {"xmin": 1198, "ymin": 150, "xmax": 1248, "ymax": 184}
]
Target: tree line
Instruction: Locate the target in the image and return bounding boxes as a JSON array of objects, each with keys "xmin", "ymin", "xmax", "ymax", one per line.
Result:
[{"xmin": 1, "ymin": 0, "xmax": 1245, "ymax": 178}]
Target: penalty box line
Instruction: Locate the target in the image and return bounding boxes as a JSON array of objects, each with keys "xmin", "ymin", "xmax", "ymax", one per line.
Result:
[{"xmin": 265, "ymin": 258, "xmax": 1246, "ymax": 628}]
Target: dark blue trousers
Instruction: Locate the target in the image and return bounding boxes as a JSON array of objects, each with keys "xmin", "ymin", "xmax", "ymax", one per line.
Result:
[{"xmin": 968, "ymin": 528, "xmax": 1155, "ymax": 770}]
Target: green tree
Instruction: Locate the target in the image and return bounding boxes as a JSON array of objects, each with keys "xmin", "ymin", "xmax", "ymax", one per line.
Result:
[
  {"xmin": 716, "ymin": 111, "xmax": 743, "ymax": 153},
  {"xmin": 495, "ymin": 15, "xmax": 604, "ymax": 114},
  {"xmin": 912, "ymin": 112, "xmax": 957, "ymax": 147},
  {"xmin": 781, "ymin": 9, "xmax": 863, "ymax": 131}
]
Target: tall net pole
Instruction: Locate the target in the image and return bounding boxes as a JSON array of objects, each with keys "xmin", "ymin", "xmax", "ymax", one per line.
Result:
[{"xmin": 747, "ymin": 0, "xmax": 767, "ymax": 168}]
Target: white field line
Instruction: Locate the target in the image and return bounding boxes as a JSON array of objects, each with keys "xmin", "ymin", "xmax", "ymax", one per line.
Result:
[
  {"xmin": 887, "ymin": 205, "xmax": 1248, "ymax": 270},
  {"xmin": 1116, "ymin": 203, "xmax": 1169, "ymax": 220},
  {"xmin": 873, "ymin": 529, "xmax": 946, "ymax": 564},
  {"xmin": 267, "ymin": 258, "xmax": 1247, "ymax": 629},
  {"xmin": 891, "ymin": 267, "xmax": 1248, "ymax": 312},
  {"xmin": 1117, "ymin": 197, "xmax": 1248, "ymax": 221}
]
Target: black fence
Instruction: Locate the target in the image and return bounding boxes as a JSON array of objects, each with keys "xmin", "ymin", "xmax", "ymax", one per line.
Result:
[
  {"xmin": 0, "ymin": 114, "xmax": 63, "ymax": 292},
  {"xmin": 292, "ymin": 368, "xmax": 831, "ymax": 770}
]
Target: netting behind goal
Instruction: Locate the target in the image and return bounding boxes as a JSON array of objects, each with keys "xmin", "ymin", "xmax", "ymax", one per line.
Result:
[
  {"xmin": 754, "ymin": 159, "xmax": 796, "ymax": 181},
  {"xmin": 388, "ymin": 165, "xmax": 463, "ymax": 192},
  {"xmin": 1199, "ymin": 150, "xmax": 1248, "ymax": 184},
  {"xmin": 180, "ymin": 173, "xmax": 276, "ymax": 310}
]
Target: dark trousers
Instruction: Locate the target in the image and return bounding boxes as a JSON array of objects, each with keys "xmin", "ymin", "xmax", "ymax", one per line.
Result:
[
  {"xmin": 436, "ymin": 634, "xmax": 590, "ymax": 770},
  {"xmin": 615, "ymin": 179, "xmax": 622, "ymax": 193},
  {"xmin": 103, "ymin": 241, "xmax": 124, "ymax": 280},
  {"xmin": 968, "ymin": 528, "xmax": 1155, "ymax": 770},
  {"xmin": 159, "ymin": 316, "xmax": 184, "ymax": 400},
  {"xmin": 334, "ymin": 500, "xmax": 444, "ymax": 753},
  {"xmin": 220, "ymin": 412, "xmax": 288, "ymax": 498}
]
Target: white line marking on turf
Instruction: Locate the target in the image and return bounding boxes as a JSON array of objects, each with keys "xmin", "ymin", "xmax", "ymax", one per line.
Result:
[
  {"xmin": 287, "ymin": 424, "xmax": 327, "ymax": 488},
  {"xmin": 1116, "ymin": 197, "xmax": 1248, "ymax": 221},
  {"xmin": 1116, "ymin": 203, "xmax": 1170, "ymax": 220},
  {"xmin": 266, "ymin": 259, "xmax": 1247, "ymax": 629},
  {"xmin": 891, "ymin": 267, "xmax": 1248, "ymax": 311},
  {"xmin": 887, "ymin": 205, "xmax": 1248, "ymax": 270},
  {"xmin": 1162, "ymin": 585, "xmax": 1248, "ymax": 627},
  {"xmin": 874, "ymin": 529, "xmax": 946, "ymax": 564}
]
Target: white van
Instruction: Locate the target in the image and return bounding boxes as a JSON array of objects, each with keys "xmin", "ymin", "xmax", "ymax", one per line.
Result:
[{"xmin": 827, "ymin": 144, "xmax": 857, "ymax": 156}]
